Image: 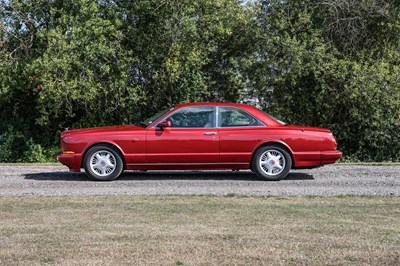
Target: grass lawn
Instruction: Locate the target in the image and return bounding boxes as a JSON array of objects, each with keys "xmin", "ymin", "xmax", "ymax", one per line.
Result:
[{"xmin": 0, "ymin": 196, "xmax": 399, "ymax": 265}]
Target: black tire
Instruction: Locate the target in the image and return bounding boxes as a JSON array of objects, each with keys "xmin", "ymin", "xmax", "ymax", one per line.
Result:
[
  {"xmin": 252, "ymin": 145, "xmax": 292, "ymax": 181},
  {"xmin": 83, "ymin": 145, "xmax": 124, "ymax": 181}
]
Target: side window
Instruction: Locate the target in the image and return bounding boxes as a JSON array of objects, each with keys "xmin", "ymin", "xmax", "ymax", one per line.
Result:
[
  {"xmin": 218, "ymin": 107, "xmax": 263, "ymax": 127},
  {"xmin": 165, "ymin": 106, "xmax": 216, "ymax": 128}
]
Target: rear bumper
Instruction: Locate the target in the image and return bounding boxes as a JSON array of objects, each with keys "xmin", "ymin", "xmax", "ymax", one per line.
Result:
[
  {"xmin": 293, "ymin": 150, "xmax": 342, "ymax": 168},
  {"xmin": 57, "ymin": 153, "xmax": 81, "ymax": 172},
  {"xmin": 321, "ymin": 150, "xmax": 342, "ymax": 165}
]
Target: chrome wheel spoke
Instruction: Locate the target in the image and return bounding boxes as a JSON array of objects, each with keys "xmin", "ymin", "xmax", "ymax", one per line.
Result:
[
  {"xmin": 267, "ymin": 166, "xmax": 273, "ymax": 173},
  {"xmin": 94, "ymin": 167, "xmax": 101, "ymax": 174},
  {"xmin": 259, "ymin": 149, "xmax": 286, "ymax": 176},
  {"xmin": 90, "ymin": 150, "xmax": 117, "ymax": 177}
]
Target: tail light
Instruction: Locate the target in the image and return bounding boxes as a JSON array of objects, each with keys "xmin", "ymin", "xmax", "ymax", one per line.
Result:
[{"xmin": 330, "ymin": 133, "xmax": 337, "ymax": 150}]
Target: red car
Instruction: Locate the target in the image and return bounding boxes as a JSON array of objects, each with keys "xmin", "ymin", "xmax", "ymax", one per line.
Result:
[{"xmin": 57, "ymin": 102, "xmax": 342, "ymax": 181}]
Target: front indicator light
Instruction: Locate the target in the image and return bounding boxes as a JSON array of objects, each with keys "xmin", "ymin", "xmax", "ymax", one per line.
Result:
[{"xmin": 64, "ymin": 151, "xmax": 75, "ymax": 154}]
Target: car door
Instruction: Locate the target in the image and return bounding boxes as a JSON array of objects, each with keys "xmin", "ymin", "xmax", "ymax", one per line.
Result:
[
  {"xmin": 146, "ymin": 106, "xmax": 219, "ymax": 163},
  {"xmin": 218, "ymin": 106, "xmax": 266, "ymax": 163}
]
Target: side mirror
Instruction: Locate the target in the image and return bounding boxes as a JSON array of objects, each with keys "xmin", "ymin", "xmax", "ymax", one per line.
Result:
[{"xmin": 159, "ymin": 120, "xmax": 171, "ymax": 128}]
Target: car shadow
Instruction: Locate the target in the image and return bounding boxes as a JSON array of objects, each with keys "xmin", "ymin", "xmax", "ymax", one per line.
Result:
[
  {"xmin": 24, "ymin": 171, "xmax": 90, "ymax": 181},
  {"xmin": 24, "ymin": 171, "xmax": 314, "ymax": 182},
  {"xmin": 285, "ymin": 172, "xmax": 315, "ymax": 181}
]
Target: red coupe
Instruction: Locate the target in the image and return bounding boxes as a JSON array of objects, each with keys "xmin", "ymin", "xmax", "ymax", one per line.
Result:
[{"xmin": 57, "ymin": 103, "xmax": 342, "ymax": 181}]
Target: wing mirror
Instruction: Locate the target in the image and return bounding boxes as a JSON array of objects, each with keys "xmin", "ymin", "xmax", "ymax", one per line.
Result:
[{"xmin": 159, "ymin": 120, "xmax": 171, "ymax": 128}]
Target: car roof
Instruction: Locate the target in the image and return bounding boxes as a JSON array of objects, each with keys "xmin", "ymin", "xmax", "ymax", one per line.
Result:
[
  {"xmin": 160, "ymin": 102, "xmax": 283, "ymax": 127},
  {"xmin": 176, "ymin": 102, "xmax": 251, "ymax": 108},
  {"xmin": 175, "ymin": 102, "xmax": 261, "ymax": 115}
]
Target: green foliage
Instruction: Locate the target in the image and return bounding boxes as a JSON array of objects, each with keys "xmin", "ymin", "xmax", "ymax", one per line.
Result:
[
  {"xmin": 250, "ymin": 0, "xmax": 400, "ymax": 161},
  {"xmin": 0, "ymin": 0, "xmax": 399, "ymax": 162},
  {"xmin": 0, "ymin": 127, "xmax": 56, "ymax": 162},
  {"xmin": 24, "ymin": 140, "xmax": 49, "ymax": 163},
  {"xmin": 0, "ymin": 127, "xmax": 28, "ymax": 162}
]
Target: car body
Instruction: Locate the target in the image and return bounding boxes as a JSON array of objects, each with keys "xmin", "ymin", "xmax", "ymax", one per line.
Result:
[{"xmin": 57, "ymin": 102, "xmax": 342, "ymax": 181}]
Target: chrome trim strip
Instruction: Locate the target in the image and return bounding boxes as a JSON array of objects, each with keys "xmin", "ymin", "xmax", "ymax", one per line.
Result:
[
  {"xmin": 216, "ymin": 125, "xmax": 265, "ymax": 129},
  {"xmin": 216, "ymin": 106, "xmax": 219, "ymax": 129},
  {"xmin": 127, "ymin": 162, "xmax": 248, "ymax": 166}
]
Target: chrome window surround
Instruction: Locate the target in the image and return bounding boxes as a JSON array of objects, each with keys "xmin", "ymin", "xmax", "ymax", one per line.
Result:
[
  {"xmin": 152, "ymin": 106, "xmax": 217, "ymax": 129},
  {"xmin": 151, "ymin": 105, "xmax": 266, "ymax": 129},
  {"xmin": 216, "ymin": 106, "xmax": 266, "ymax": 128}
]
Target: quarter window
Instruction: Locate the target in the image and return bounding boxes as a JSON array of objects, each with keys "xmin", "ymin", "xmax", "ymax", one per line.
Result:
[
  {"xmin": 163, "ymin": 106, "xmax": 216, "ymax": 128},
  {"xmin": 218, "ymin": 107, "xmax": 263, "ymax": 127}
]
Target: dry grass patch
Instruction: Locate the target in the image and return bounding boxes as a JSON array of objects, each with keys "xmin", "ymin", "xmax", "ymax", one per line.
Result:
[{"xmin": 0, "ymin": 196, "xmax": 399, "ymax": 265}]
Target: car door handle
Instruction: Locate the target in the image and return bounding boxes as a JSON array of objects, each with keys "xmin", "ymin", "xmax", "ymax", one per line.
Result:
[{"xmin": 203, "ymin": 132, "xmax": 217, "ymax": 135}]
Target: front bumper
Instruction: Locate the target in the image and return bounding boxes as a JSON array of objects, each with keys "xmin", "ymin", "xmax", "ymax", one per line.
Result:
[{"xmin": 57, "ymin": 153, "xmax": 81, "ymax": 172}]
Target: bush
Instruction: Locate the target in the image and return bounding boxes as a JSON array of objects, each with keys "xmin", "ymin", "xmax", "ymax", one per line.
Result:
[
  {"xmin": 0, "ymin": 128, "xmax": 29, "ymax": 162},
  {"xmin": 23, "ymin": 140, "xmax": 47, "ymax": 163},
  {"xmin": 0, "ymin": 127, "xmax": 57, "ymax": 163}
]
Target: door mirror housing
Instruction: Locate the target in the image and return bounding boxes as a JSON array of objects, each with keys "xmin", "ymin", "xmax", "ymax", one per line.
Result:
[{"xmin": 159, "ymin": 120, "xmax": 171, "ymax": 128}]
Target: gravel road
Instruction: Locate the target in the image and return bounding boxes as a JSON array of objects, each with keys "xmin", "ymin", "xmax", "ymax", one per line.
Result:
[{"xmin": 0, "ymin": 164, "xmax": 398, "ymax": 196}]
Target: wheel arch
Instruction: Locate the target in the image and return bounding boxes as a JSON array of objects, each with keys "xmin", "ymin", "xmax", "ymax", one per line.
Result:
[
  {"xmin": 251, "ymin": 141, "xmax": 295, "ymax": 168},
  {"xmin": 81, "ymin": 142, "xmax": 126, "ymax": 169}
]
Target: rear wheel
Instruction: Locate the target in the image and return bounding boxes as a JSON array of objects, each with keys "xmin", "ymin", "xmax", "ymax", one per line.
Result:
[
  {"xmin": 83, "ymin": 145, "xmax": 123, "ymax": 181},
  {"xmin": 252, "ymin": 145, "xmax": 292, "ymax": 181}
]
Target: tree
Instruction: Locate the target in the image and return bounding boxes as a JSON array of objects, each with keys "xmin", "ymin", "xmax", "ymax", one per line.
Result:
[
  {"xmin": 251, "ymin": 0, "xmax": 400, "ymax": 161},
  {"xmin": 1, "ymin": 0, "xmax": 399, "ymax": 162},
  {"xmin": 0, "ymin": 0, "xmax": 256, "ymax": 161}
]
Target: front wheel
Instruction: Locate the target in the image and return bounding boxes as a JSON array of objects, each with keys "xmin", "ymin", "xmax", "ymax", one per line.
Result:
[
  {"xmin": 83, "ymin": 145, "xmax": 124, "ymax": 181},
  {"xmin": 252, "ymin": 145, "xmax": 292, "ymax": 181}
]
